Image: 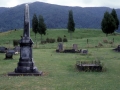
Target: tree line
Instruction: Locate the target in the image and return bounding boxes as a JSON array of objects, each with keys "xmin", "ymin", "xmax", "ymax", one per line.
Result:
[{"xmin": 32, "ymin": 8, "xmax": 119, "ymax": 43}]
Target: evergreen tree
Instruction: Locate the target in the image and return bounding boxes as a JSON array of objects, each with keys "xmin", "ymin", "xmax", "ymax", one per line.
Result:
[
  {"xmin": 38, "ymin": 15, "xmax": 46, "ymax": 42},
  {"xmin": 111, "ymin": 9, "xmax": 119, "ymax": 31},
  {"xmin": 101, "ymin": 11, "xmax": 116, "ymax": 36},
  {"xmin": 32, "ymin": 14, "xmax": 38, "ymax": 46},
  {"xmin": 67, "ymin": 10, "xmax": 75, "ymax": 40}
]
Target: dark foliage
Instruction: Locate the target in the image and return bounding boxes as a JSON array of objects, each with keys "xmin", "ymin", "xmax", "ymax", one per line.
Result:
[
  {"xmin": 67, "ymin": 10, "xmax": 75, "ymax": 40},
  {"xmin": 57, "ymin": 37, "xmax": 62, "ymax": 42},
  {"xmin": 41, "ymin": 40, "xmax": 46, "ymax": 44},
  {"xmin": 63, "ymin": 37, "xmax": 68, "ymax": 42},
  {"xmin": 13, "ymin": 40, "xmax": 19, "ymax": 46},
  {"xmin": 38, "ymin": 15, "xmax": 47, "ymax": 41},
  {"xmin": 46, "ymin": 38, "xmax": 55, "ymax": 43},
  {"xmin": 101, "ymin": 11, "xmax": 116, "ymax": 35},
  {"xmin": 111, "ymin": 9, "xmax": 119, "ymax": 30},
  {"xmin": 67, "ymin": 10, "xmax": 75, "ymax": 32},
  {"xmin": 32, "ymin": 13, "xmax": 38, "ymax": 38},
  {"xmin": 46, "ymin": 38, "xmax": 50, "ymax": 43},
  {"xmin": 49, "ymin": 38, "xmax": 55, "ymax": 43}
]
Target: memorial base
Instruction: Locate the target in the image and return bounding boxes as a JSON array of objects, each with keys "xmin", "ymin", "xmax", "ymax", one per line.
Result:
[{"xmin": 8, "ymin": 71, "xmax": 42, "ymax": 76}]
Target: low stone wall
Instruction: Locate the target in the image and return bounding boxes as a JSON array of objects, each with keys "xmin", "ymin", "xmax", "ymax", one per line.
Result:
[{"xmin": 76, "ymin": 60, "xmax": 103, "ymax": 72}]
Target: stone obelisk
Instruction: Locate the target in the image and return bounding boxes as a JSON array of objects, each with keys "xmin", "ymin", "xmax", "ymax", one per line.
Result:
[{"xmin": 8, "ymin": 4, "xmax": 42, "ymax": 76}]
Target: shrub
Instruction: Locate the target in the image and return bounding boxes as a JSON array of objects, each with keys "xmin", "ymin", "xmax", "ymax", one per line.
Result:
[
  {"xmin": 57, "ymin": 37, "xmax": 62, "ymax": 42},
  {"xmin": 49, "ymin": 38, "xmax": 55, "ymax": 43},
  {"xmin": 13, "ymin": 40, "xmax": 19, "ymax": 46},
  {"xmin": 63, "ymin": 38, "xmax": 68, "ymax": 42},
  {"xmin": 46, "ymin": 38, "xmax": 55, "ymax": 43},
  {"xmin": 103, "ymin": 39, "xmax": 108, "ymax": 43},
  {"xmin": 109, "ymin": 41, "xmax": 113, "ymax": 44},
  {"xmin": 98, "ymin": 42, "xmax": 103, "ymax": 47},
  {"xmin": 64, "ymin": 35, "xmax": 66, "ymax": 38},
  {"xmin": 46, "ymin": 38, "xmax": 50, "ymax": 43},
  {"xmin": 41, "ymin": 41, "xmax": 46, "ymax": 44}
]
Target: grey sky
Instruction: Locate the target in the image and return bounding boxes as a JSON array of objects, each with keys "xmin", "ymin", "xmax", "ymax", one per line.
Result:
[{"xmin": 0, "ymin": 0, "xmax": 120, "ymax": 9}]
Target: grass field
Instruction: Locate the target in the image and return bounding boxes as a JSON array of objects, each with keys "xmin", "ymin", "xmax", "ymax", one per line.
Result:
[{"xmin": 0, "ymin": 29, "xmax": 120, "ymax": 90}]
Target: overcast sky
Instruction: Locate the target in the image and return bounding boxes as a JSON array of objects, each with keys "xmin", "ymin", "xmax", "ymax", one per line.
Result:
[{"xmin": 0, "ymin": 0, "xmax": 120, "ymax": 9}]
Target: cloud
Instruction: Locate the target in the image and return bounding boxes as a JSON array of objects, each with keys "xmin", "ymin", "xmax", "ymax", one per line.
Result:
[
  {"xmin": 43, "ymin": 0, "xmax": 120, "ymax": 8},
  {"xmin": 0, "ymin": 0, "xmax": 120, "ymax": 8},
  {"xmin": 6, "ymin": 0, "xmax": 20, "ymax": 7}
]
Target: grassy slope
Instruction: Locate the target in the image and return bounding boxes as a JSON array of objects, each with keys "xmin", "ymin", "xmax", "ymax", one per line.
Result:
[{"xmin": 0, "ymin": 29, "xmax": 120, "ymax": 90}]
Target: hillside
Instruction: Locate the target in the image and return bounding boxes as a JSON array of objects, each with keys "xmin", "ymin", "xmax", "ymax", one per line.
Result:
[
  {"xmin": 0, "ymin": 7, "xmax": 9, "ymax": 14},
  {"xmin": 0, "ymin": 29, "xmax": 120, "ymax": 90},
  {"xmin": 0, "ymin": 1, "xmax": 119, "ymax": 32}
]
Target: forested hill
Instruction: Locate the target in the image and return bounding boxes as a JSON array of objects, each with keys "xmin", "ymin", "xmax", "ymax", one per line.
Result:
[
  {"xmin": 0, "ymin": 1, "xmax": 120, "ymax": 32},
  {"xmin": 0, "ymin": 7, "xmax": 9, "ymax": 14}
]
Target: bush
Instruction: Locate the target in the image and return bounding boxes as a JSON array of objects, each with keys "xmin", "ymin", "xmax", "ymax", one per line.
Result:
[
  {"xmin": 64, "ymin": 35, "xmax": 66, "ymax": 38},
  {"xmin": 109, "ymin": 41, "xmax": 113, "ymax": 44},
  {"xmin": 103, "ymin": 39, "xmax": 108, "ymax": 43},
  {"xmin": 98, "ymin": 42, "xmax": 103, "ymax": 47},
  {"xmin": 41, "ymin": 41, "xmax": 46, "ymax": 44},
  {"xmin": 46, "ymin": 38, "xmax": 55, "ymax": 43},
  {"xmin": 57, "ymin": 37, "xmax": 62, "ymax": 42},
  {"xmin": 46, "ymin": 38, "xmax": 50, "ymax": 43},
  {"xmin": 49, "ymin": 38, "xmax": 55, "ymax": 43},
  {"xmin": 63, "ymin": 38, "xmax": 68, "ymax": 42},
  {"xmin": 13, "ymin": 40, "xmax": 19, "ymax": 46}
]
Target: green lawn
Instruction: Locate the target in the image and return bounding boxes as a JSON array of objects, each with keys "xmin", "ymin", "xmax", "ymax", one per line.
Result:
[{"xmin": 0, "ymin": 29, "xmax": 120, "ymax": 90}]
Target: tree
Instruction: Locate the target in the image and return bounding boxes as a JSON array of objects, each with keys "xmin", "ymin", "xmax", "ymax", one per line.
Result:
[
  {"xmin": 38, "ymin": 15, "xmax": 46, "ymax": 42},
  {"xmin": 111, "ymin": 9, "xmax": 119, "ymax": 31},
  {"xmin": 32, "ymin": 14, "xmax": 38, "ymax": 46},
  {"xmin": 101, "ymin": 11, "xmax": 116, "ymax": 36},
  {"xmin": 67, "ymin": 10, "xmax": 75, "ymax": 40}
]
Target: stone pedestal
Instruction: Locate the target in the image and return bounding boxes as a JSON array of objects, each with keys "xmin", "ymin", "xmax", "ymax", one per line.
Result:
[
  {"xmin": 15, "ymin": 37, "xmax": 39, "ymax": 73},
  {"xmin": 8, "ymin": 34, "xmax": 42, "ymax": 76}
]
